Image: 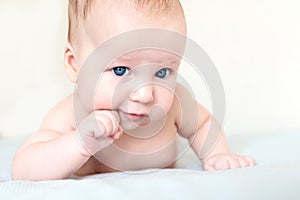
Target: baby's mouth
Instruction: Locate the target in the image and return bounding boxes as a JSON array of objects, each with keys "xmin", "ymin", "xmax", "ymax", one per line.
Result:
[
  {"xmin": 118, "ymin": 109, "xmax": 149, "ymax": 121},
  {"xmin": 123, "ymin": 112, "xmax": 148, "ymax": 121}
]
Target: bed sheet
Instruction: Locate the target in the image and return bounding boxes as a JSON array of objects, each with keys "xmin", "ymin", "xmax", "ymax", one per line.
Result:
[{"xmin": 1, "ymin": 132, "xmax": 300, "ymax": 200}]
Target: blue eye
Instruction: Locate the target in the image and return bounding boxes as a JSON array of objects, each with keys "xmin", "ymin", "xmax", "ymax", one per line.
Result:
[
  {"xmin": 155, "ymin": 68, "xmax": 170, "ymax": 79},
  {"xmin": 112, "ymin": 66, "xmax": 130, "ymax": 76}
]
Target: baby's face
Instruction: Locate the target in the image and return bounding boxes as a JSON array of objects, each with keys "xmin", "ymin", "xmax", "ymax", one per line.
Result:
[
  {"xmin": 74, "ymin": 1, "xmax": 186, "ymax": 130},
  {"xmin": 94, "ymin": 49, "xmax": 181, "ymax": 130}
]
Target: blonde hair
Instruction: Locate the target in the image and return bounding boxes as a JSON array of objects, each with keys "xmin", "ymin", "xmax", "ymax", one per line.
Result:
[
  {"xmin": 68, "ymin": 0, "xmax": 182, "ymax": 43},
  {"xmin": 68, "ymin": 0, "xmax": 94, "ymax": 43}
]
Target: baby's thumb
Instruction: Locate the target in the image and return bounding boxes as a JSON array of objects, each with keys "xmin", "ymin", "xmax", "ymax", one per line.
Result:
[{"xmin": 111, "ymin": 128, "xmax": 123, "ymax": 140}]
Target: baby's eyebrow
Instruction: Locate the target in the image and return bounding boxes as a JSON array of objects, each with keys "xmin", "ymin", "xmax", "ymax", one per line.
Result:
[
  {"xmin": 111, "ymin": 57, "xmax": 132, "ymax": 68},
  {"xmin": 163, "ymin": 57, "xmax": 181, "ymax": 66},
  {"xmin": 169, "ymin": 58, "xmax": 181, "ymax": 64},
  {"xmin": 117, "ymin": 56, "xmax": 131, "ymax": 63}
]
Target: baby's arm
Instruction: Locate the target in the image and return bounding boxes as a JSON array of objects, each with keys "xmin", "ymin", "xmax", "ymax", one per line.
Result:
[
  {"xmin": 11, "ymin": 95, "xmax": 121, "ymax": 180},
  {"xmin": 175, "ymin": 84, "xmax": 255, "ymax": 171}
]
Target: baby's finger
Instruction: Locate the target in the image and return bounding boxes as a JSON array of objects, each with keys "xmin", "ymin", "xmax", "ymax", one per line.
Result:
[
  {"xmin": 111, "ymin": 129, "xmax": 123, "ymax": 140},
  {"xmin": 97, "ymin": 111, "xmax": 120, "ymax": 134},
  {"xmin": 227, "ymin": 157, "xmax": 241, "ymax": 169},
  {"xmin": 203, "ymin": 163, "xmax": 216, "ymax": 172},
  {"xmin": 238, "ymin": 156, "xmax": 249, "ymax": 168},
  {"xmin": 93, "ymin": 121, "xmax": 106, "ymax": 138},
  {"xmin": 245, "ymin": 156, "xmax": 256, "ymax": 166},
  {"xmin": 214, "ymin": 159, "xmax": 230, "ymax": 170},
  {"xmin": 111, "ymin": 110, "xmax": 120, "ymax": 124},
  {"xmin": 95, "ymin": 113, "xmax": 114, "ymax": 136},
  {"xmin": 101, "ymin": 116, "xmax": 113, "ymax": 136},
  {"xmin": 78, "ymin": 114, "xmax": 105, "ymax": 138},
  {"xmin": 110, "ymin": 111, "xmax": 121, "ymax": 133}
]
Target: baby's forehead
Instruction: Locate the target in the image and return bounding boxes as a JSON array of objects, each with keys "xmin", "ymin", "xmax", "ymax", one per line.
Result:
[{"xmin": 111, "ymin": 49, "xmax": 182, "ymax": 65}]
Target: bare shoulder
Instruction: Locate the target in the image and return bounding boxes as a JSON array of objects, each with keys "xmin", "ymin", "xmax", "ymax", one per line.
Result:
[
  {"xmin": 17, "ymin": 94, "xmax": 75, "ymax": 151},
  {"xmin": 174, "ymin": 83, "xmax": 195, "ymax": 101},
  {"xmin": 39, "ymin": 93, "xmax": 75, "ymax": 133},
  {"xmin": 173, "ymin": 83, "xmax": 210, "ymax": 138},
  {"xmin": 172, "ymin": 83, "xmax": 198, "ymax": 120}
]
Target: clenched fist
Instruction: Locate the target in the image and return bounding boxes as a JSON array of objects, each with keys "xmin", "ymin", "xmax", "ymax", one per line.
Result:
[{"xmin": 75, "ymin": 110, "xmax": 123, "ymax": 156}]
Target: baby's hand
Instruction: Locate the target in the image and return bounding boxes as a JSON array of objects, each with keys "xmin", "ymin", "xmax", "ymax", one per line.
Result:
[
  {"xmin": 75, "ymin": 110, "xmax": 123, "ymax": 156},
  {"xmin": 202, "ymin": 153, "xmax": 255, "ymax": 171}
]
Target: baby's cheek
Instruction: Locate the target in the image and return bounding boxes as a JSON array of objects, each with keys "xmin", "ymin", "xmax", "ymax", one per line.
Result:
[
  {"xmin": 93, "ymin": 87, "xmax": 114, "ymax": 110},
  {"xmin": 94, "ymin": 86, "xmax": 127, "ymax": 110},
  {"xmin": 94, "ymin": 74, "xmax": 131, "ymax": 110},
  {"xmin": 158, "ymin": 89, "xmax": 174, "ymax": 108},
  {"xmin": 152, "ymin": 91, "xmax": 174, "ymax": 118}
]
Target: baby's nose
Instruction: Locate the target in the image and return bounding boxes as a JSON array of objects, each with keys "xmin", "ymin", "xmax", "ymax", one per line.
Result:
[{"xmin": 129, "ymin": 84, "xmax": 154, "ymax": 104}]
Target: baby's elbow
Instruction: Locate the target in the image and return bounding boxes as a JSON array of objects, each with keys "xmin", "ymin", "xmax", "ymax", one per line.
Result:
[
  {"xmin": 11, "ymin": 153, "xmax": 31, "ymax": 181},
  {"xmin": 11, "ymin": 156, "xmax": 22, "ymax": 180}
]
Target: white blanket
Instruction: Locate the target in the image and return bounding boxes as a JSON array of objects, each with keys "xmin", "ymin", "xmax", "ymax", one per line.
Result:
[{"xmin": 1, "ymin": 132, "xmax": 300, "ymax": 200}]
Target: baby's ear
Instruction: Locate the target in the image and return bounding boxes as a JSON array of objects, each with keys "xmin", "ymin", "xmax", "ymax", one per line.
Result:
[{"xmin": 64, "ymin": 42, "xmax": 78, "ymax": 83}]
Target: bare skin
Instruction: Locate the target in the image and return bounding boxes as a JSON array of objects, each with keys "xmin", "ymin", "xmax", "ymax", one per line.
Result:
[
  {"xmin": 11, "ymin": 0, "xmax": 255, "ymax": 180},
  {"xmin": 11, "ymin": 85, "xmax": 254, "ymax": 180}
]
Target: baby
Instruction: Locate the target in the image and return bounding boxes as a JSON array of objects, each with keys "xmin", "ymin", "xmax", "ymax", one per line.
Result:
[{"xmin": 12, "ymin": 0, "xmax": 255, "ymax": 180}]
